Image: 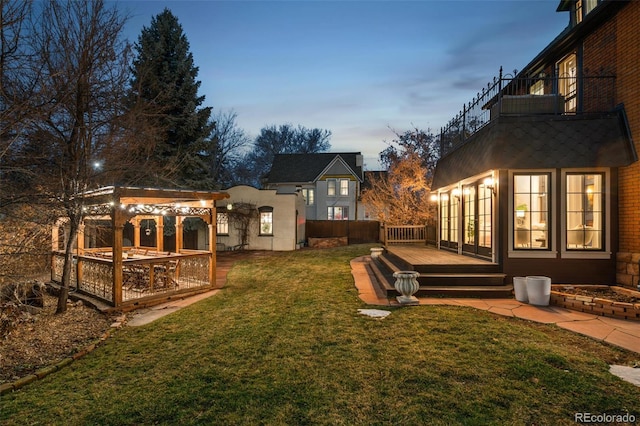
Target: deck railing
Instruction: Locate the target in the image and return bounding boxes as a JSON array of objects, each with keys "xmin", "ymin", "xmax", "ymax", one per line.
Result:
[
  {"xmin": 439, "ymin": 67, "xmax": 616, "ymax": 157},
  {"xmin": 384, "ymin": 225, "xmax": 427, "ymax": 245},
  {"xmin": 52, "ymin": 249, "xmax": 212, "ymax": 306}
]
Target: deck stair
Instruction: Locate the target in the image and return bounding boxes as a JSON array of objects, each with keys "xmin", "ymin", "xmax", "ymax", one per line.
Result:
[{"xmin": 368, "ymin": 246, "xmax": 512, "ymax": 299}]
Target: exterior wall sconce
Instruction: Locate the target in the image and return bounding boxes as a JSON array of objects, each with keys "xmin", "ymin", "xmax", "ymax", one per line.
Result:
[
  {"xmin": 429, "ymin": 194, "xmax": 438, "ymax": 202},
  {"xmin": 451, "ymin": 188, "xmax": 461, "ymax": 199},
  {"xmin": 226, "ymin": 203, "xmax": 233, "ymax": 210},
  {"xmin": 483, "ymin": 177, "xmax": 496, "ymax": 195}
]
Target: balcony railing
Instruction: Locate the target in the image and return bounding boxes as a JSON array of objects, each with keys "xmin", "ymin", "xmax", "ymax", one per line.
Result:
[{"xmin": 439, "ymin": 67, "xmax": 616, "ymax": 157}]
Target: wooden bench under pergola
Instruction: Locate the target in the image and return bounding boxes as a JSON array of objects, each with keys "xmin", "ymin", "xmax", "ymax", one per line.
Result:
[{"xmin": 51, "ymin": 186, "xmax": 229, "ymax": 309}]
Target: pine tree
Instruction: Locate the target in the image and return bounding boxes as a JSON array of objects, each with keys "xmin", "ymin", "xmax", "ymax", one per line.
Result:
[{"xmin": 129, "ymin": 8, "xmax": 212, "ymax": 188}]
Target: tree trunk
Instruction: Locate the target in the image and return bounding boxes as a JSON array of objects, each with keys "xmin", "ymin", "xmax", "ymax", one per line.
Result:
[{"xmin": 56, "ymin": 216, "xmax": 80, "ymax": 314}]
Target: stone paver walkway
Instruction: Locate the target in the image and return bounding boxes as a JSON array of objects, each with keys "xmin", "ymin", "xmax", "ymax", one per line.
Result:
[{"xmin": 350, "ymin": 256, "xmax": 640, "ymax": 355}]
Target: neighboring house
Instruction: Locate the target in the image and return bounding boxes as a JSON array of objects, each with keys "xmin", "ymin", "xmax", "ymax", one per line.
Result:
[
  {"xmin": 214, "ymin": 185, "xmax": 305, "ymax": 251},
  {"xmin": 264, "ymin": 152, "xmax": 365, "ymax": 221},
  {"xmin": 430, "ymin": 0, "xmax": 638, "ymax": 286}
]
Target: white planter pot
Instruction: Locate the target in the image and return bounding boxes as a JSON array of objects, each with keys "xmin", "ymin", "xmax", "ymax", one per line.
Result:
[
  {"xmin": 513, "ymin": 276, "xmax": 528, "ymax": 303},
  {"xmin": 370, "ymin": 247, "xmax": 384, "ymax": 259},
  {"xmin": 526, "ymin": 276, "xmax": 551, "ymax": 306},
  {"xmin": 393, "ymin": 271, "xmax": 420, "ymax": 305}
]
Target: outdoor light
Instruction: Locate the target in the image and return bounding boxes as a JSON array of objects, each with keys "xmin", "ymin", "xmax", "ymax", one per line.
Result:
[
  {"xmin": 226, "ymin": 203, "xmax": 233, "ymax": 210},
  {"xmin": 484, "ymin": 177, "xmax": 496, "ymax": 195},
  {"xmin": 430, "ymin": 194, "xmax": 438, "ymax": 202},
  {"xmin": 452, "ymin": 188, "xmax": 461, "ymax": 199}
]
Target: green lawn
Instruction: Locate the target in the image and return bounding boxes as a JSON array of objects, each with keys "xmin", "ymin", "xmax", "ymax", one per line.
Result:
[{"xmin": 2, "ymin": 245, "xmax": 640, "ymax": 425}]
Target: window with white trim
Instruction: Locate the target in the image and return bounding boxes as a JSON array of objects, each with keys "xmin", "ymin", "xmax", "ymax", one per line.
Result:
[
  {"xmin": 301, "ymin": 188, "xmax": 314, "ymax": 205},
  {"xmin": 566, "ymin": 173, "xmax": 603, "ymax": 250},
  {"xmin": 328, "ymin": 206, "xmax": 348, "ymax": 220},
  {"xmin": 327, "ymin": 180, "xmax": 336, "ymax": 196},
  {"xmin": 513, "ymin": 174, "xmax": 549, "ymax": 249},
  {"xmin": 259, "ymin": 206, "xmax": 273, "ymax": 235},
  {"xmin": 216, "ymin": 211, "xmax": 229, "ymax": 235},
  {"xmin": 339, "ymin": 179, "xmax": 349, "ymax": 196}
]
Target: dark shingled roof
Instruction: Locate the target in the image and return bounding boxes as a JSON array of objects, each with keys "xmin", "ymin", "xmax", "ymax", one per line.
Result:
[
  {"xmin": 432, "ymin": 112, "xmax": 636, "ymax": 189},
  {"xmin": 266, "ymin": 152, "xmax": 363, "ymax": 184}
]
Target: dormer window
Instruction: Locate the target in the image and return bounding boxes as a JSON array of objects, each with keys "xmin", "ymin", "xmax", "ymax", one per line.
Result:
[{"xmin": 558, "ymin": 0, "xmax": 599, "ymax": 27}]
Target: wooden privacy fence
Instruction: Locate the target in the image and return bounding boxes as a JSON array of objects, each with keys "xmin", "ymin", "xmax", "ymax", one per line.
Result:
[{"xmin": 305, "ymin": 220, "xmax": 380, "ymax": 244}]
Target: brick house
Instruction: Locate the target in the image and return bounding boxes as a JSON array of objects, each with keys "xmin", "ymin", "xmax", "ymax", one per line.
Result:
[{"xmin": 430, "ymin": 0, "xmax": 639, "ymax": 287}]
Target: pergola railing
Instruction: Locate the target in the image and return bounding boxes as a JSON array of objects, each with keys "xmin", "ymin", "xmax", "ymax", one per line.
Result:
[
  {"xmin": 52, "ymin": 249, "xmax": 212, "ymax": 305},
  {"xmin": 51, "ymin": 186, "xmax": 229, "ymax": 309}
]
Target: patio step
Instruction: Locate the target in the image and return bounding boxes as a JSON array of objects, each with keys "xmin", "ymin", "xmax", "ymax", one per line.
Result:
[{"xmin": 368, "ymin": 257, "xmax": 512, "ymax": 299}]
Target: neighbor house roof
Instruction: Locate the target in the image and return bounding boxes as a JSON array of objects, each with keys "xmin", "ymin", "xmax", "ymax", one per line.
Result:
[
  {"xmin": 432, "ymin": 111, "xmax": 636, "ymax": 189},
  {"xmin": 266, "ymin": 152, "xmax": 364, "ymax": 184}
]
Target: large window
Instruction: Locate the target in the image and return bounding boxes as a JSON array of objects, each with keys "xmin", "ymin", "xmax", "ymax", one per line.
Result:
[
  {"xmin": 566, "ymin": 173, "xmax": 603, "ymax": 250},
  {"xmin": 302, "ymin": 188, "xmax": 314, "ymax": 206},
  {"xmin": 328, "ymin": 206, "xmax": 348, "ymax": 220},
  {"xmin": 513, "ymin": 174, "xmax": 549, "ymax": 249},
  {"xmin": 440, "ymin": 195, "xmax": 449, "ymax": 242},
  {"xmin": 216, "ymin": 211, "xmax": 229, "ymax": 235},
  {"xmin": 558, "ymin": 53, "xmax": 577, "ymax": 113},
  {"xmin": 259, "ymin": 206, "xmax": 273, "ymax": 235}
]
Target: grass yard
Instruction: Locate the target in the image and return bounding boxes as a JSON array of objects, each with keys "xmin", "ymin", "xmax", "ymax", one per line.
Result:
[{"xmin": 2, "ymin": 244, "xmax": 640, "ymax": 425}]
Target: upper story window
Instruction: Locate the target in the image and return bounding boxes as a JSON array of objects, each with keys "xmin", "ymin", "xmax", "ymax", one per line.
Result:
[
  {"xmin": 302, "ymin": 188, "xmax": 314, "ymax": 206},
  {"xmin": 566, "ymin": 173, "xmax": 603, "ymax": 250},
  {"xmin": 258, "ymin": 206, "xmax": 273, "ymax": 235},
  {"xmin": 575, "ymin": 0, "xmax": 599, "ymax": 25},
  {"xmin": 340, "ymin": 179, "xmax": 349, "ymax": 196},
  {"xmin": 530, "ymin": 78, "xmax": 545, "ymax": 95},
  {"xmin": 558, "ymin": 53, "xmax": 577, "ymax": 113},
  {"xmin": 327, "ymin": 179, "xmax": 349, "ymax": 196},
  {"xmin": 327, "ymin": 179, "xmax": 336, "ymax": 196},
  {"xmin": 216, "ymin": 211, "xmax": 229, "ymax": 235}
]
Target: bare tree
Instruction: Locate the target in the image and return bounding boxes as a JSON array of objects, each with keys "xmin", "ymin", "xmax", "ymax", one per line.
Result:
[
  {"xmin": 7, "ymin": 0, "xmax": 140, "ymax": 313},
  {"xmin": 206, "ymin": 110, "xmax": 251, "ymax": 188}
]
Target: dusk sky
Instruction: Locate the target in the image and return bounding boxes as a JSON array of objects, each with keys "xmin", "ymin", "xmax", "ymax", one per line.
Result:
[{"xmin": 120, "ymin": 1, "xmax": 569, "ymax": 169}]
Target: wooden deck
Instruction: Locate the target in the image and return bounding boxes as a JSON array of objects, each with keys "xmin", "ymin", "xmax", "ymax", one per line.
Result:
[
  {"xmin": 371, "ymin": 245, "xmax": 511, "ymax": 298},
  {"xmin": 386, "ymin": 245, "xmax": 494, "ymax": 265},
  {"xmin": 384, "ymin": 245, "xmax": 499, "ymax": 274}
]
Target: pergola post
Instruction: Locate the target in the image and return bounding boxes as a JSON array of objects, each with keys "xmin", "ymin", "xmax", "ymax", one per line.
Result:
[
  {"xmin": 112, "ymin": 208, "xmax": 126, "ymax": 306},
  {"xmin": 76, "ymin": 223, "xmax": 85, "ymax": 288},
  {"xmin": 133, "ymin": 218, "xmax": 141, "ymax": 248},
  {"xmin": 156, "ymin": 215, "xmax": 164, "ymax": 252},
  {"xmin": 176, "ymin": 216, "xmax": 184, "ymax": 253},
  {"xmin": 208, "ymin": 221, "xmax": 215, "ymax": 286}
]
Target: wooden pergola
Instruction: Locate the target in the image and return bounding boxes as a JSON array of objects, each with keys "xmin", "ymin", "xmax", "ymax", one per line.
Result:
[{"xmin": 51, "ymin": 186, "xmax": 229, "ymax": 309}]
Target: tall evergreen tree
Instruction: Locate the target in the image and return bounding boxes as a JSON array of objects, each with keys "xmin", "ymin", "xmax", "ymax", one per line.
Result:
[{"xmin": 128, "ymin": 8, "xmax": 212, "ymax": 188}]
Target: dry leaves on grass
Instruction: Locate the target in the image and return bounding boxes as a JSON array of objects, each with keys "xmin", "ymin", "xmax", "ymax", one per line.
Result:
[{"xmin": 0, "ymin": 293, "xmax": 114, "ymax": 384}]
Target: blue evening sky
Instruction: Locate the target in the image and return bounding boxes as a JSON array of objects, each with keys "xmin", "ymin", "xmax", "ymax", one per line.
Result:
[{"xmin": 119, "ymin": 0, "xmax": 568, "ymax": 169}]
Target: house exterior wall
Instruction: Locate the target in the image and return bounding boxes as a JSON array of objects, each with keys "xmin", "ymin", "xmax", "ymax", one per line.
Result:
[
  {"xmin": 216, "ymin": 185, "xmax": 304, "ymax": 251},
  {"xmin": 577, "ymin": 1, "xmax": 640, "ymax": 286},
  {"xmin": 314, "ymin": 178, "xmax": 359, "ymax": 220}
]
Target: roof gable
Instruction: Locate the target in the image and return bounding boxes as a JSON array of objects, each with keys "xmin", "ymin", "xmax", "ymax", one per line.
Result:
[{"xmin": 266, "ymin": 152, "xmax": 363, "ymax": 184}]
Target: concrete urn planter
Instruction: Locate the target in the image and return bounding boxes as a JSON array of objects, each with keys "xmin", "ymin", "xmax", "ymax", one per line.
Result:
[
  {"xmin": 393, "ymin": 271, "xmax": 420, "ymax": 305},
  {"xmin": 370, "ymin": 247, "xmax": 384, "ymax": 259}
]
